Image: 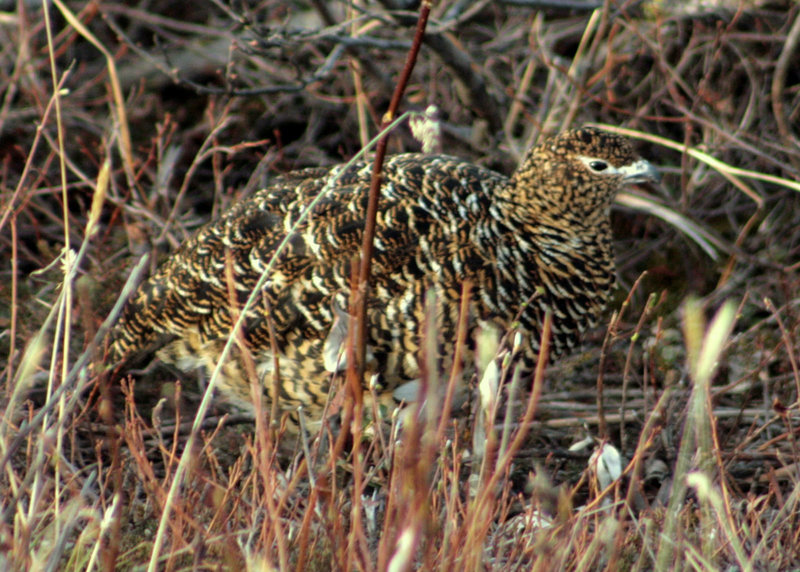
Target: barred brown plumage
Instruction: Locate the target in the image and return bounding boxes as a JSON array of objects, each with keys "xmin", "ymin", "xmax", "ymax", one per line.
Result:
[{"xmin": 108, "ymin": 126, "xmax": 658, "ymax": 423}]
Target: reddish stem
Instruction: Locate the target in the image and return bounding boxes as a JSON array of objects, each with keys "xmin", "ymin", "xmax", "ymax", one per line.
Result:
[{"xmin": 353, "ymin": 1, "xmax": 432, "ymax": 381}]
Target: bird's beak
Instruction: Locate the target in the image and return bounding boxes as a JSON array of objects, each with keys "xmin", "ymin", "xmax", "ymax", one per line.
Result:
[{"xmin": 620, "ymin": 159, "xmax": 660, "ymax": 185}]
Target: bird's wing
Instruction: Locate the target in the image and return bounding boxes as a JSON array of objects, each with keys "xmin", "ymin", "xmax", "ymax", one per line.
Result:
[{"xmin": 109, "ymin": 154, "xmax": 504, "ymax": 363}]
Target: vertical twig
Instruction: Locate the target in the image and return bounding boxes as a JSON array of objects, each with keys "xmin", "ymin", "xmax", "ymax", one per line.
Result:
[
  {"xmin": 335, "ymin": 3, "xmax": 432, "ymax": 493},
  {"xmin": 353, "ymin": 1, "xmax": 432, "ymax": 383},
  {"xmin": 435, "ymin": 282, "xmax": 471, "ymax": 444},
  {"xmin": 771, "ymin": 9, "xmax": 800, "ymax": 173}
]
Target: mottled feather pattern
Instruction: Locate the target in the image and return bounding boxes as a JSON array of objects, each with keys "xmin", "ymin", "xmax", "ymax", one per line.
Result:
[{"xmin": 109, "ymin": 127, "xmax": 658, "ymax": 421}]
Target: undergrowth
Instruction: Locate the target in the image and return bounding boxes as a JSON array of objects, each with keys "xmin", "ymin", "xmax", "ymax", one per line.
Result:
[{"xmin": 2, "ymin": 1, "xmax": 800, "ymax": 570}]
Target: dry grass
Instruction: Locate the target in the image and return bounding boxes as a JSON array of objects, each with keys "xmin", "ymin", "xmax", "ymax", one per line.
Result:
[{"xmin": 2, "ymin": 0, "xmax": 800, "ymax": 570}]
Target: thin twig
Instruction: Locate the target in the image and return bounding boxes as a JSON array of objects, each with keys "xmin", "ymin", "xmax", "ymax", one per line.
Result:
[
  {"xmin": 354, "ymin": 1, "xmax": 431, "ymax": 381},
  {"xmin": 771, "ymin": 9, "xmax": 800, "ymax": 173}
]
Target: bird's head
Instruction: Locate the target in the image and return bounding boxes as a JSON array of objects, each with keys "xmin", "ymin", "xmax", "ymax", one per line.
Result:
[{"xmin": 509, "ymin": 126, "xmax": 659, "ymax": 223}]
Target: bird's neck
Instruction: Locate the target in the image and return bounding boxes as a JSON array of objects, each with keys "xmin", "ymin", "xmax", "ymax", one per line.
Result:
[
  {"xmin": 483, "ymin": 211, "xmax": 614, "ymax": 284},
  {"xmin": 473, "ymin": 209, "xmax": 615, "ymax": 355},
  {"xmin": 490, "ymin": 191, "xmax": 613, "ymax": 245}
]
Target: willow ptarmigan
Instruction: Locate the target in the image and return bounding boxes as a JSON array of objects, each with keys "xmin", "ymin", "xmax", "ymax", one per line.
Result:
[{"xmin": 109, "ymin": 126, "xmax": 658, "ymax": 423}]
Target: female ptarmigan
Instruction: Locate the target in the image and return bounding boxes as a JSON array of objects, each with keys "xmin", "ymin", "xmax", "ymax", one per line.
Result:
[{"xmin": 109, "ymin": 127, "xmax": 658, "ymax": 421}]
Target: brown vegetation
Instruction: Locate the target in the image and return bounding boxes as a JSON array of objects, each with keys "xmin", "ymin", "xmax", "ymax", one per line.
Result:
[{"xmin": 1, "ymin": 1, "xmax": 800, "ymax": 570}]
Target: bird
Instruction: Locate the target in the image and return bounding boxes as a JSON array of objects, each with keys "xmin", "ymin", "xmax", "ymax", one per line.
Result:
[{"xmin": 108, "ymin": 126, "xmax": 658, "ymax": 426}]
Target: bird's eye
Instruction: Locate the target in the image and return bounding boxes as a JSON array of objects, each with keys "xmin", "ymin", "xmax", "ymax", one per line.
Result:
[{"xmin": 589, "ymin": 160, "xmax": 608, "ymax": 172}]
